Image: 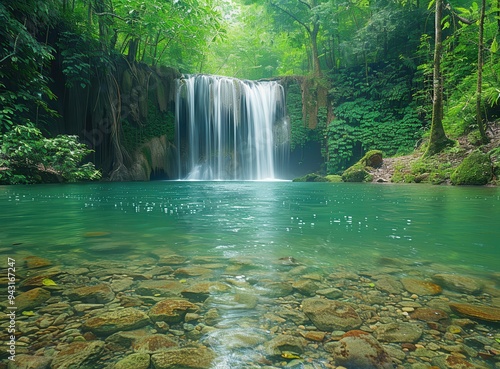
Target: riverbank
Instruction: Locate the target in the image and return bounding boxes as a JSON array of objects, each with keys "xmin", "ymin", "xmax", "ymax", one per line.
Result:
[{"xmin": 370, "ymin": 123, "xmax": 500, "ymax": 185}]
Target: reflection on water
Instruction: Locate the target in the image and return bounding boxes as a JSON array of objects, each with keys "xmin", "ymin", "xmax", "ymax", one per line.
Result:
[{"xmin": 0, "ymin": 182, "xmax": 499, "ymax": 368}]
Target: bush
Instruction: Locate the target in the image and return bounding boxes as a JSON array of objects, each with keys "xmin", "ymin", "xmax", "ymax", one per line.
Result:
[
  {"xmin": 0, "ymin": 125, "xmax": 101, "ymax": 184},
  {"xmin": 450, "ymin": 151, "xmax": 493, "ymax": 186}
]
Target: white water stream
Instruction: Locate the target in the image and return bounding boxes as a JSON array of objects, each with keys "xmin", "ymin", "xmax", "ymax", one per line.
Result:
[{"xmin": 175, "ymin": 75, "xmax": 289, "ymax": 180}]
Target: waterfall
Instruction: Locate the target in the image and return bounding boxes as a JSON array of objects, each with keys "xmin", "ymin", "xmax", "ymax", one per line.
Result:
[{"xmin": 175, "ymin": 74, "xmax": 289, "ymax": 180}]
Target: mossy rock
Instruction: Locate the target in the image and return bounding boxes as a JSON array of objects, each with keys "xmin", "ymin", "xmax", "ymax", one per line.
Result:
[
  {"xmin": 341, "ymin": 150, "xmax": 382, "ymax": 182},
  {"xmin": 325, "ymin": 175, "xmax": 343, "ymax": 183},
  {"xmin": 342, "ymin": 163, "xmax": 373, "ymax": 182},
  {"xmin": 359, "ymin": 150, "xmax": 383, "ymax": 168},
  {"xmin": 450, "ymin": 151, "xmax": 493, "ymax": 185},
  {"xmin": 292, "ymin": 173, "xmax": 328, "ymax": 182}
]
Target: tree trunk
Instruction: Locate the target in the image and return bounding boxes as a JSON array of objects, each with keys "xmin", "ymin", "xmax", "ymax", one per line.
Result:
[
  {"xmin": 476, "ymin": 0, "xmax": 489, "ymax": 143},
  {"xmin": 310, "ymin": 21, "xmax": 322, "ymax": 77},
  {"xmin": 424, "ymin": 0, "xmax": 452, "ymax": 157}
]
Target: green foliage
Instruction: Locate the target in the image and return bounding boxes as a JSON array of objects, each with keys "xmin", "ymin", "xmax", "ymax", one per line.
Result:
[
  {"xmin": 0, "ymin": 125, "xmax": 101, "ymax": 184},
  {"xmin": 450, "ymin": 150, "xmax": 493, "ymax": 185},
  {"xmin": 121, "ymin": 101, "xmax": 175, "ymax": 154},
  {"xmin": 287, "ymin": 83, "xmax": 312, "ymax": 150},
  {"xmin": 0, "ymin": 2, "xmax": 58, "ymax": 131},
  {"xmin": 325, "ymin": 63, "xmax": 423, "ymax": 173}
]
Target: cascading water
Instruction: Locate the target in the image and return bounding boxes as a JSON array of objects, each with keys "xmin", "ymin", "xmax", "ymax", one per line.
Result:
[{"xmin": 175, "ymin": 74, "xmax": 289, "ymax": 180}]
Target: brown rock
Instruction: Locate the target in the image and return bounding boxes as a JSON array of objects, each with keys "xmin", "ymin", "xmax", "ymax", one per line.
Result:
[
  {"xmin": 302, "ymin": 298, "xmax": 362, "ymax": 331},
  {"xmin": 449, "ymin": 303, "xmax": 500, "ymax": 322},
  {"xmin": 135, "ymin": 280, "xmax": 184, "ymax": 297},
  {"xmin": 301, "ymin": 331, "xmax": 326, "ymax": 342},
  {"xmin": 374, "ymin": 322, "xmax": 423, "ymax": 343},
  {"xmin": 433, "ymin": 274, "xmax": 483, "ymax": 295},
  {"xmin": 132, "ymin": 334, "xmax": 178, "ymax": 353},
  {"xmin": 83, "ymin": 307, "xmax": 150, "ymax": 335},
  {"xmin": 445, "ymin": 354, "xmax": 475, "ymax": 368},
  {"xmin": 400, "ymin": 278, "xmax": 442, "ymax": 295},
  {"xmin": 51, "ymin": 341, "xmax": 105, "ymax": 369},
  {"xmin": 16, "ymin": 287, "xmax": 51, "ymax": 312},
  {"xmin": 158, "ymin": 254, "xmax": 188, "ymax": 265},
  {"xmin": 181, "ymin": 282, "xmax": 231, "ymax": 302},
  {"xmin": 173, "ymin": 266, "xmax": 213, "ymax": 277},
  {"xmin": 410, "ymin": 308, "xmax": 449, "ymax": 322},
  {"xmin": 151, "ymin": 347, "xmax": 215, "ymax": 369},
  {"xmin": 149, "ymin": 299, "xmax": 199, "ymax": 323},
  {"xmin": 19, "ymin": 274, "xmax": 60, "ymax": 289},
  {"xmin": 375, "ymin": 275, "xmax": 404, "ymax": 294},
  {"xmin": 331, "ymin": 330, "xmax": 393, "ymax": 369},
  {"xmin": 24, "ymin": 256, "xmax": 52, "ymax": 269},
  {"xmin": 66, "ymin": 283, "xmax": 115, "ymax": 304},
  {"xmin": 8, "ymin": 354, "xmax": 51, "ymax": 369}
]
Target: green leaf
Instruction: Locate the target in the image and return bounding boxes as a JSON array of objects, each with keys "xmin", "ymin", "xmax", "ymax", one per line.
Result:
[{"xmin": 491, "ymin": 38, "xmax": 498, "ymax": 54}]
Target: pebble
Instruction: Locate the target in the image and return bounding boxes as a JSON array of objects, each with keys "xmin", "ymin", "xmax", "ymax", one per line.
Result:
[{"xmin": 13, "ymin": 253, "xmax": 500, "ymax": 369}]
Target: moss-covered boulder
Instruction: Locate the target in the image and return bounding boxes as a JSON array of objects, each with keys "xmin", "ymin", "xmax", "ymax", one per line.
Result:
[
  {"xmin": 292, "ymin": 173, "xmax": 328, "ymax": 182},
  {"xmin": 342, "ymin": 163, "xmax": 373, "ymax": 182},
  {"xmin": 450, "ymin": 151, "xmax": 493, "ymax": 185},
  {"xmin": 360, "ymin": 150, "xmax": 383, "ymax": 168},
  {"xmin": 325, "ymin": 174, "xmax": 342, "ymax": 182},
  {"xmin": 341, "ymin": 150, "xmax": 382, "ymax": 182}
]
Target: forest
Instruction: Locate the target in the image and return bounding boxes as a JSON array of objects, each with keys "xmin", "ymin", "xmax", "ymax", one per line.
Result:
[{"xmin": 1, "ymin": 0, "xmax": 500, "ymax": 184}]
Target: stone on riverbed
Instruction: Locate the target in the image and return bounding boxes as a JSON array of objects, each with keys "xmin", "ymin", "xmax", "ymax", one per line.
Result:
[
  {"xmin": 7, "ymin": 354, "xmax": 51, "ymax": 369},
  {"xmin": 83, "ymin": 307, "xmax": 150, "ymax": 334},
  {"xmin": 66, "ymin": 283, "xmax": 115, "ymax": 303},
  {"xmin": 16, "ymin": 287, "xmax": 51, "ymax": 312},
  {"xmin": 410, "ymin": 308, "xmax": 449, "ymax": 322},
  {"xmin": 292, "ymin": 279, "xmax": 319, "ymax": 296},
  {"xmin": 328, "ymin": 330, "xmax": 394, "ymax": 369},
  {"xmin": 151, "ymin": 347, "xmax": 215, "ymax": 369},
  {"xmin": 149, "ymin": 298, "xmax": 199, "ymax": 323},
  {"xmin": 51, "ymin": 341, "xmax": 105, "ymax": 369},
  {"xmin": 181, "ymin": 281, "xmax": 231, "ymax": 302},
  {"xmin": 259, "ymin": 281, "xmax": 294, "ymax": 297},
  {"xmin": 135, "ymin": 280, "xmax": 184, "ymax": 297},
  {"xmin": 449, "ymin": 303, "xmax": 500, "ymax": 322},
  {"xmin": 375, "ymin": 275, "xmax": 404, "ymax": 294},
  {"xmin": 264, "ymin": 334, "xmax": 307, "ymax": 356},
  {"xmin": 432, "ymin": 274, "xmax": 483, "ymax": 295},
  {"xmin": 114, "ymin": 353, "xmax": 150, "ymax": 369},
  {"xmin": 374, "ymin": 322, "xmax": 423, "ymax": 343},
  {"xmin": 24, "ymin": 255, "xmax": 52, "ymax": 269},
  {"xmin": 400, "ymin": 278, "xmax": 442, "ymax": 296},
  {"xmin": 302, "ymin": 298, "xmax": 362, "ymax": 331},
  {"xmin": 131, "ymin": 334, "xmax": 178, "ymax": 353}
]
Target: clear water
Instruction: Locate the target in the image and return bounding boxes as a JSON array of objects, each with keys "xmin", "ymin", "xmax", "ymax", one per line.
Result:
[
  {"xmin": 2, "ymin": 181, "xmax": 498, "ymax": 272},
  {"xmin": 1, "ymin": 181, "xmax": 500, "ymax": 367}
]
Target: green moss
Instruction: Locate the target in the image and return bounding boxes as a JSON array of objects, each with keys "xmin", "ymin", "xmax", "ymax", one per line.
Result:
[
  {"xmin": 359, "ymin": 150, "xmax": 383, "ymax": 168},
  {"xmin": 342, "ymin": 163, "xmax": 373, "ymax": 182},
  {"xmin": 341, "ymin": 150, "xmax": 382, "ymax": 182},
  {"xmin": 450, "ymin": 150, "xmax": 493, "ymax": 185},
  {"xmin": 292, "ymin": 173, "xmax": 328, "ymax": 182},
  {"xmin": 325, "ymin": 174, "xmax": 342, "ymax": 182}
]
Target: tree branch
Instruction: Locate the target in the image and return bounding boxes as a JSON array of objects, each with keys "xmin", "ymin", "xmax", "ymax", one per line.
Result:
[
  {"xmin": 94, "ymin": 11, "xmax": 128, "ymax": 22},
  {"xmin": 269, "ymin": 0, "xmax": 311, "ymax": 34}
]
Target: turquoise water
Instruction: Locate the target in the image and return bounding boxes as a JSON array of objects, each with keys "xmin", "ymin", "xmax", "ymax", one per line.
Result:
[
  {"xmin": 2, "ymin": 181, "xmax": 500, "ymax": 368},
  {"xmin": 1, "ymin": 181, "xmax": 499, "ymax": 273}
]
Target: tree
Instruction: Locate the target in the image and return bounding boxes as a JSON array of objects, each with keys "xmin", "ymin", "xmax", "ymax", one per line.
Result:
[
  {"xmin": 266, "ymin": 0, "xmax": 326, "ymax": 76},
  {"xmin": 424, "ymin": 0, "xmax": 453, "ymax": 157},
  {"xmin": 475, "ymin": 0, "xmax": 489, "ymax": 143},
  {"xmin": 0, "ymin": 1, "xmax": 58, "ymax": 131}
]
